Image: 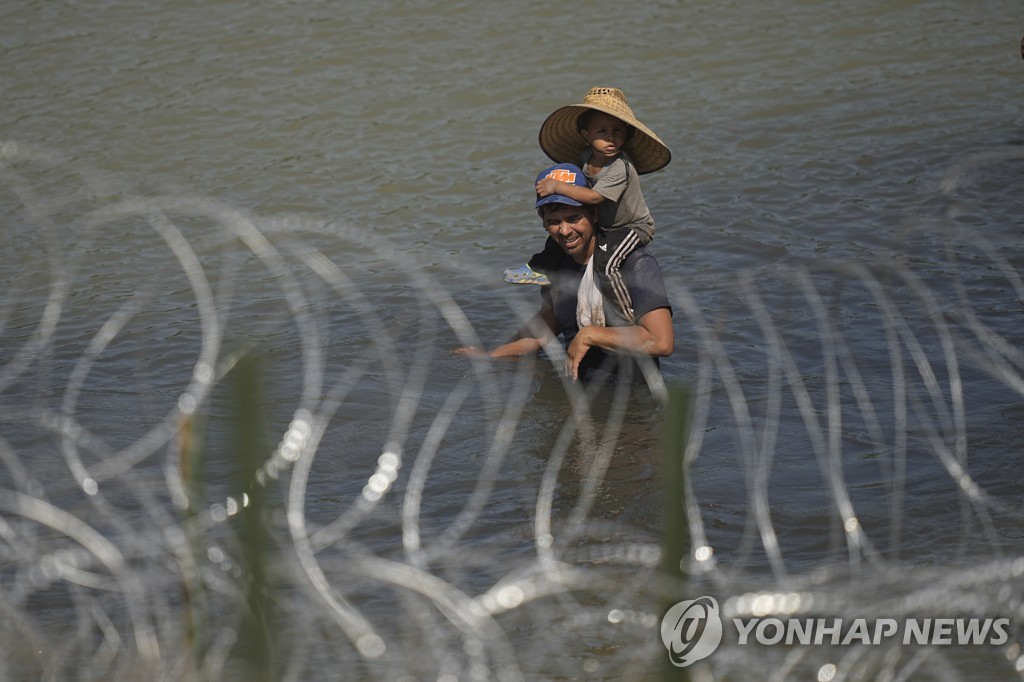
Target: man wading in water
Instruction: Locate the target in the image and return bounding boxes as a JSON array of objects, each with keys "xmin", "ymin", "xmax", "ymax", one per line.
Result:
[{"xmin": 456, "ymin": 163, "xmax": 673, "ymax": 387}]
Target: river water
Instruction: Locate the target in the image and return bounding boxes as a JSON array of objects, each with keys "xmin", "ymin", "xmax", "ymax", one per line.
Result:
[{"xmin": 2, "ymin": 1, "xmax": 1024, "ymax": 680}]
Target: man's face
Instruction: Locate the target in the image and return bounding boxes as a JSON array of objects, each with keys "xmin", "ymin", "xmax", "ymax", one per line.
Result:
[{"xmin": 541, "ymin": 204, "xmax": 597, "ymax": 264}]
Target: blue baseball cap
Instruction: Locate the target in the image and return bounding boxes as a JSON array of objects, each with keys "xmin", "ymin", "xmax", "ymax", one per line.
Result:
[{"xmin": 535, "ymin": 163, "xmax": 589, "ymax": 209}]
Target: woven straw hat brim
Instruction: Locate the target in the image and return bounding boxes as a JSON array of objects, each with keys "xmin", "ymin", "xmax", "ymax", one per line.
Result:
[{"xmin": 538, "ymin": 103, "xmax": 671, "ymax": 175}]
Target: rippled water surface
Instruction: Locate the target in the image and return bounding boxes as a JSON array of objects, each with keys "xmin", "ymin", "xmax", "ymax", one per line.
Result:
[{"xmin": 2, "ymin": 0, "xmax": 1024, "ymax": 679}]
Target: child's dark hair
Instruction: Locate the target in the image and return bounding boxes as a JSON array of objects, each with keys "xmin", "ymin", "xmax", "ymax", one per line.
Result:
[{"xmin": 576, "ymin": 109, "xmax": 636, "ymax": 142}]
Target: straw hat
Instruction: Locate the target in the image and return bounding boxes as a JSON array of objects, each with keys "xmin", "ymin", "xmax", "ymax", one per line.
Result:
[{"xmin": 538, "ymin": 87, "xmax": 671, "ymax": 175}]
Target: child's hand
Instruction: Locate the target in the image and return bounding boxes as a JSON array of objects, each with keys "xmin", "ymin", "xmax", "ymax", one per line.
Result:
[{"xmin": 535, "ymin": 178, "xmax": 559, "ymax": 197}]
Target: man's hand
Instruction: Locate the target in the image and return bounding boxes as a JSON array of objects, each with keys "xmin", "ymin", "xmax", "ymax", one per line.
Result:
[
  {"xmin": 565, "ymin": 326, "xmax": 596, "ymax": 380},
  {"xmin": 565, "ymin": 308, "xmax": 674, "ymax": 381}
]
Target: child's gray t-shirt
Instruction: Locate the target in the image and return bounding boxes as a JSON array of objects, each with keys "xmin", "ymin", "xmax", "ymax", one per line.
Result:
[{"xmin": 580, "ymin": 149, "xmax": 655, "ymax": 239}]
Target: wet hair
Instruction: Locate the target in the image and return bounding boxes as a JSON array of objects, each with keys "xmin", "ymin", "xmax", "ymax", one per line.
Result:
[{"xmin": 576, "ymin": 109, "xmax": 636, "ymax": 142}]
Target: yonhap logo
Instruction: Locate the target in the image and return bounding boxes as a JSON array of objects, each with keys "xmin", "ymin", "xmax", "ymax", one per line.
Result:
[
  {"xmin": 661, "ymin": 596, "xmax": 723, "ymax": 667},
  {"xmin": 657, "ymin": 594, "xmax": 1011, "ymax": 669}
]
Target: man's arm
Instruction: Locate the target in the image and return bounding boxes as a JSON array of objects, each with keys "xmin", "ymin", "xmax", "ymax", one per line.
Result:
[
  {"xmin": 454, "ymin": 303, "xmax": 560, "ymax": 358},
  {"xmin": 564, "ymin": 307, "xmax": 674, "ymax": 380}
]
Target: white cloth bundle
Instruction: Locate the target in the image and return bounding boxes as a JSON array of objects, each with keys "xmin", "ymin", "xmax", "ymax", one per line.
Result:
[{"xmin": 576, "ymin": 256, "xmax": 606, "ymax": 329}]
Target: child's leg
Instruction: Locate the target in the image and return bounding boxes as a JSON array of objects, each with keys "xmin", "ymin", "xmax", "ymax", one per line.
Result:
[
  {"xmin": 527, "ymin": 236, "xmax": 562, "ymax": 274},
  {"xmin": 592, "ymin": 226, "xmax": 651, "ymax": 324}
]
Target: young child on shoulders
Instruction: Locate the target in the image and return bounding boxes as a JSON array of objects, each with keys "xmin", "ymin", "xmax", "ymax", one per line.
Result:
[{"xmin": 504, "ymin": 86, "xmax": 671, "ymax": 323}]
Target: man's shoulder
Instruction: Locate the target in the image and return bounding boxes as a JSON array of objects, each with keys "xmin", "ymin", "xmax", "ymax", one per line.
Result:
[
  {"xmin": 622, "ymin": 244, "xmax": 661, "ymax": 269},
  {"xmin": 621, "ymin": 245, "xmax": 667, "ymax": 289},
  {"xmin": 622, "ymin": 245, "xmax": 670, "ymax": 318}
]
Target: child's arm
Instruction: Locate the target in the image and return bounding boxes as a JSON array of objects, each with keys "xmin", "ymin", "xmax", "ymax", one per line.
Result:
[{"xmin": 536, "ymin": 178, "xmax": 604, "ymax": 205}]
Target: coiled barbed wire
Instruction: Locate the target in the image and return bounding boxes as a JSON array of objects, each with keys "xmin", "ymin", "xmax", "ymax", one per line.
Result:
[{"xmin": 1, "ymin": 141, "xmax": 1022, "ymax": 681}]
